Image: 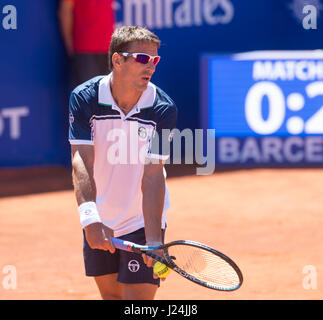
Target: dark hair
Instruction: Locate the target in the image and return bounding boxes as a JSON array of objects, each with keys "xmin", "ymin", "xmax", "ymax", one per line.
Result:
[{"xmin": 108, "ymin": 26, "xmax": 161, "ymax": 70}]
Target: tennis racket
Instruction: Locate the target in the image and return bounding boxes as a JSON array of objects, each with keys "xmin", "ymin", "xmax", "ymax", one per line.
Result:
[{"xmin": 111, "ymin": 237, "xmax": 243, "ymax": 291}]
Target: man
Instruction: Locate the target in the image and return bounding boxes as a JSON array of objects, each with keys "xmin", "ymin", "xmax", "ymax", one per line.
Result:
[
  {"xmin": 58, "ymin": 0, "xmax": 114, "ymax": 87},
  {"xmin": 69, "ymin": 26, "xmax": 178, "ymax": 300}
]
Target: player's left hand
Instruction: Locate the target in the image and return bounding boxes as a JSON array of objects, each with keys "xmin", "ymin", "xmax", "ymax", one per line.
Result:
[{"xmin": 142, "ymin": 241, "xmax": 166, "ymax": 280}]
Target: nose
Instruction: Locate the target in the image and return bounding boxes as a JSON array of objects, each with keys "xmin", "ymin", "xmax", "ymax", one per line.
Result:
[{"xmin": 147, "ymin": 59, "xmax": 156, "ymax": 70}]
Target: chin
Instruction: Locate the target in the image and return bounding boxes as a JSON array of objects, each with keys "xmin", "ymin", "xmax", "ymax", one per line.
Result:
[{"xmin": 136, "ymin": 82, "xmax": 148, "ymax": 91}]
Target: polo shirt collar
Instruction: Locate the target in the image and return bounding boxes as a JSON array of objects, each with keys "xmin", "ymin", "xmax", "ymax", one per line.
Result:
[{"xmin": 98, "ymin": 72, "xmax": 156, "ymax": 116}]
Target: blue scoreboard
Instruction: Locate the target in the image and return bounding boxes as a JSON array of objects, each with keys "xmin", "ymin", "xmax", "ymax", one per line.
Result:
[{"xmin": 201, "ymin": 51, "xmax": 323, "ymax": 166}]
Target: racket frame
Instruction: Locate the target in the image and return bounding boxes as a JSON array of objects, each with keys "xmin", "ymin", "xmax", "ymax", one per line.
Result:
[{"xmin": 111, "ymin": 237, "xmax": 243, "ymax": 291}]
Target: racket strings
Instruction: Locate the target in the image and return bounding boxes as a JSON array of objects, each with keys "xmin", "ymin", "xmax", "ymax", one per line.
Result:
[{"xmin": 167, "ymin": 245, "xmax": 240, "ymax": 289}]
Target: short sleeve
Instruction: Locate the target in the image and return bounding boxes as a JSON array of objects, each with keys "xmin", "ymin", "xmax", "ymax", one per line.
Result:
[
  {"xmin": 68, "ymin": 91, "xmax": 94, "ymax": 145},
  {"xmin": 147, "ymin": 105, "xmax": 178, "ymax": 160}
]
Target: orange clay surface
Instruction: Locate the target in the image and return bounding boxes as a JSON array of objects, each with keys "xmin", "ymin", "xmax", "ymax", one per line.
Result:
[{"xmin": 0, "ymin": 168, "xmax": 322, "ymax": 300}]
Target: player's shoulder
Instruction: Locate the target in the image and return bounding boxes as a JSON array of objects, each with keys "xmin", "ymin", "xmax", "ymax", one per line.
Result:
[
  {"xmin": 70, "ymin": 76, "xmax": 104, "ymax": 105},
  {"xmin": 145, "ymin": 84, "xmax": 177, "ymax": 124},
  {"xmin": 153, "ymin": 85, "xmax": 177, "ymax": 112}
]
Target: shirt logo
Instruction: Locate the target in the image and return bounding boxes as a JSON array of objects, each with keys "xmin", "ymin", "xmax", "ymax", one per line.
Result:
[
  {"xmin": 128, "ymin": 260, "xmax": 140, "ymax": 272},
  {"xmin": 138, "ymin": 126, "xmax": 147, "ymax": 140}
]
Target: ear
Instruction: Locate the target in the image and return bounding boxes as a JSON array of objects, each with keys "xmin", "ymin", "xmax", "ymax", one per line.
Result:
[{"xmin": 112, "ymin": 52, "xmax": 123, "ymax": 70}]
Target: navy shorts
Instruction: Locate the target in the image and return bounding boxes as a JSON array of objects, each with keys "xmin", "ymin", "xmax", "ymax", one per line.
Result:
[{"xmin": 83, "ymin": 228, "xmax": 166, "ymax": 286}]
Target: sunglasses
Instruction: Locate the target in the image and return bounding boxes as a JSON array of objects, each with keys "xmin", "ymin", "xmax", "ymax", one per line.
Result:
[{"xmin": 118, "ymin": 52, "xmax": 161, "ymax": 66}]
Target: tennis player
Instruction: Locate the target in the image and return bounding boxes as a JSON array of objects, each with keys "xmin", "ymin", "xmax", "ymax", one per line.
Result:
[{"xmin": 69, "ymin": 26, "xmax": 178, "ymax": 300}]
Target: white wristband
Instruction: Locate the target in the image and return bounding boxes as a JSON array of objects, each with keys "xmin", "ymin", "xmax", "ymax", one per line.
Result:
[{"xmin": 78, "ymin": 201, "xmax": 101, "ymax": 228}]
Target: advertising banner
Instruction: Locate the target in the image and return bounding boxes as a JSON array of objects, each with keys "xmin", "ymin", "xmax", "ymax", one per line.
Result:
[
  {"xmin": 0, "ymin": 1, "xmax": 69, "ymax": 167},
  {"xmin": 1, "ymin": 0, "xmax": 323, "ymax": 168},
  {"xmin": 201, "ymin": 51, "xmax": 323, "ymax": 166}
]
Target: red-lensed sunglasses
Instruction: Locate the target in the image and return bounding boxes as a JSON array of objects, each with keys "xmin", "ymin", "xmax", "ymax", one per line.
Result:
[{"xmin": 118, "ymin": 52, "xmax": 161, "ymax": 66}]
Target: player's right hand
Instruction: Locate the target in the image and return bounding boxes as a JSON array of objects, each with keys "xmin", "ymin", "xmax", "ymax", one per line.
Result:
[{"xmin": 84, "ymin": 222, "xmax": 115, "ymax": 253}]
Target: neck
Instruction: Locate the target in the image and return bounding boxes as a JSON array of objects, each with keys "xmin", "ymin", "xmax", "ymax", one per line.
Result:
[{"xmin": 110, "ymin": 73, "xmax": 142, "ymax": 115}]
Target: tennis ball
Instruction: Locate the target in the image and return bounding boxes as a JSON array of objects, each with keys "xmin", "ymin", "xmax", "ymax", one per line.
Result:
[{"xmin": 153, "ymin": 261, "xmax": 171, "ymax": 278}]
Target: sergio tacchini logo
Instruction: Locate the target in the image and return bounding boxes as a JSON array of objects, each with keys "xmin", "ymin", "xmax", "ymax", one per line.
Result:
[
  {"xmin": 128, "ymin": 260, "xmax": 140, "ymax": 272},
  {"xmin": 138, "ymin": 126, "xmax": 147, "ymax": 140}
]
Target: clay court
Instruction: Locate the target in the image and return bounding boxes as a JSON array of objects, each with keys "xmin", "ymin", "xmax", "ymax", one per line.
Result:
[{"xmin": 0, "ymin": 167, "xmax": 322, "ymax": 300}]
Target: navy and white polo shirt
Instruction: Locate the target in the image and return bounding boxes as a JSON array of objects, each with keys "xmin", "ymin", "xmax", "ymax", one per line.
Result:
[{"xmin": 69, "ymin": 73, "xmax": 178, "ymax": 237}]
